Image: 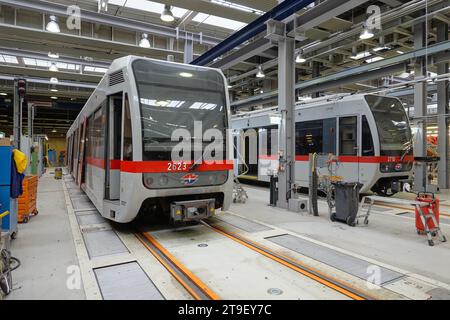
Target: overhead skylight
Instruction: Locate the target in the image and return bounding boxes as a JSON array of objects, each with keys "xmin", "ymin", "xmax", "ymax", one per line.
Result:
[
  {"xmin": 211, "ymin": 0, "xmax": 264, "ymax": 15},
  {"xmin": 365, "ymin": 56, "xmax": 384, "ymax": 63},
  {"xmin": 0, "ymin": 55, "xmax": 19, "ymax": 64},
  {"xmin": 109, "ymin": 0, "xmax": 188, "ymax": 18},
  {"xmin": 84, "ymin": 66, "xmax": 108, "ymax": 73},
  {"xmin": 373, "ymin": 46, "xmax": 391, "ymax": 52},
  {"xmin": 350, "ymin": 51, "xmax": 371, "ymax": 60},
  {"xmin": 398, "ymin": 72, "xmax": 413, "ymax": 79},
  {"xmin": 23, "ymin": 58, "xmax": 80, "ymax": 71},
  {"xmin": 193, "ymin": 13, "xmax": 246, "ymax": 31}
]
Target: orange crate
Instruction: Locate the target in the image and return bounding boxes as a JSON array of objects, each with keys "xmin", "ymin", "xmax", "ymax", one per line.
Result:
[{"xmin": 18, "ymin": 175, "xmax": 39, "ymax": 223}]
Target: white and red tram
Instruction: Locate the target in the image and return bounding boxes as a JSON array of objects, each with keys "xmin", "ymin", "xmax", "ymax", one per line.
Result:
[
  {"xmin": 67, "ymin": 56, "xmax": 233, "ymax": 223},
  {"xmin": 232, "ymin": 94, "xmax": 414, "ymax": 196}
]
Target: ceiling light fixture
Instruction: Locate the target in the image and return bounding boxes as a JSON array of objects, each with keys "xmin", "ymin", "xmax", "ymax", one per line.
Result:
[
  {"xmin": 359, "ymin": 25, "xmax": 374, "ymax": 40},
  {"xmin": 52, "ymin": 128, "xmax": 57, "ymax": 133},
  {"xmin": 161, "ymin": 5, "xmax": 175, "ymax": 22},
  {"xmin": 49, "ymin": 63, "xmax": 59, "ymax": 72},
  {"xmin": 139, "ymin": 33, "xmax": 151, "ymax": 48},
  {"xmin": 256, "ymin": 65, "xmax": 265, "ymax": 78},
  {"xmin": 48, "ymin": 52, "xmax": 59, "ymax": 59},
  {"xmin": 179, "ymin": 72, "xmax": 193, "ymax": 78},
  {"xmin": 50, "ymin": 96, "xmax": 58, "ymax": 99},
  {"xmin": 50, "ymin": 88, "xmax": 58, "ymax": 92},
  {"xmin": 98, "ymin": 0, "xmax": 108, "ymax": 12},
  {"xmin": 295, "ymin": 50, "xmax": 306, "ymax": 63},
  {"xmin": 50, "ymin": 77, "xmax": 58, "ymax": 84},
  {"xmin": 0, "ymin": 93, "xmax": 7, "ymax": 96},
  {"xmin": 46, "ymin": 15, "xmax": 60, "ymax": 33}
]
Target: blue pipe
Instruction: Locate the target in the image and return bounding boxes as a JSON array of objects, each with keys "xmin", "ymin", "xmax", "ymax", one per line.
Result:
[{"xmin": 191, "ymin": 0, "xmax": 316, "ymax": 66}]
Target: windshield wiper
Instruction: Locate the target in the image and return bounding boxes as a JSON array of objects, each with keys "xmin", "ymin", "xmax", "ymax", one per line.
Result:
[
  {"xmin": 189, "ymin": 153, "xmax": 204, "ymax": 171},
  {"xmin": 400, "ymin": 142, "xmax": 413, "ymax": 161}
]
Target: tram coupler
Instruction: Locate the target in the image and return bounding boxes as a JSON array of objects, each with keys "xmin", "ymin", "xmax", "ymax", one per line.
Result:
[{"xmin": 170, "ymin": 199, "xmax": 216, "ymax": 223}]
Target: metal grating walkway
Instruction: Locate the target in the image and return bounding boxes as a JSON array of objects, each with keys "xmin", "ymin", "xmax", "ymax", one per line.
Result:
[{"xmin": 267, "ymin": 234, "xmax": 405, "ymax": 285}]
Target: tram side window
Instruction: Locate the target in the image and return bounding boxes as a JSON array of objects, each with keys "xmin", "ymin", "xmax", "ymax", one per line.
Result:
[
  {"xmin": 233, "ymin": 136, "xmax": 237, "ymax": 159},
  {"xmin": 296, "ymin": 120, "xmax": 323, "ymax": 155},
  {"xmin": 123, "ymin": 94, "xmax": 133, "ymax": 161},
  {"xmin": 93, "ymin": 106, "xmax": 106, "ymax": 162},
  {"xmin": 322, "ymin": 118, "xmax": 336, "ymax": 154},
  {"xmin": 339, "ymin": 116, "xmax": 357, "ymax": 156},
  {"xmin": 362, "ymin": 116, "xmax": 375, "ymax": 156},
  {"xmin": 84, "ymin": 117, "xmax": 91, "ymax": 160}
]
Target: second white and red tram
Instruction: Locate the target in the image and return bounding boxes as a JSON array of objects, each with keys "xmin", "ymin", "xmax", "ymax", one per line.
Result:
[{"xmin": 232, "ymin": 94, "xmax": 414, "ymax": 196}]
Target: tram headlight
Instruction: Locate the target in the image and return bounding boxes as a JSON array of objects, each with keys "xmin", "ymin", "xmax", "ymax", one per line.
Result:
[
  {"xmin": 208, "ymin": 174, "xmax": 218, "ymax": 184},
  {"xmin": 218, "ymin": 173, "xmax": 228, "ymax": 184},
  {"xmin": 380, "ymin": 163, "xmax": 391, "ymax": 173},
  {"xmin": 143, "ymin": 175, "xmax": 154, "ymax": 187},
  {"xmin": 159, "ymin": 175, "xmax": 169, "ymax": 186}
]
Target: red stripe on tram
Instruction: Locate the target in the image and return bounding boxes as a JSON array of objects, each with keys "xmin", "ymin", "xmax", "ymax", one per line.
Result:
[
  {"xmin": 120, "ymin": 161, "xmax": 234, "ymax": 173},
  {"xmin": 294, "ymin": 155, "xmax": 414, "ymax": 163},
  {"xmin": 86, "ymin": 157, "xmax": 234, "ymax": 173}
]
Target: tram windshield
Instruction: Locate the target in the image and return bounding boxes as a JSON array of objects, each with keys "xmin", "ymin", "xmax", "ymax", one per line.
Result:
[
  {"xmin": 133, "ymin": 59, "xmax": 228, "ymax": 161},
  {"xmin": 365, "ymin": 95, "xmax": 412, "ymax": 156}
]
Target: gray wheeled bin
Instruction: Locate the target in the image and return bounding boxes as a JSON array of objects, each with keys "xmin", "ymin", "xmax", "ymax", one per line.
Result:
[{"xmin": 331, "ymin": 182, "xmax": 362, "ymax": 226}]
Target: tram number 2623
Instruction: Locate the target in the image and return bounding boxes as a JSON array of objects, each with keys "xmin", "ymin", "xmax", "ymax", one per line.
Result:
[{"xmin": 168, "ymin": 162, "xmax": 189, "ymax": 172}]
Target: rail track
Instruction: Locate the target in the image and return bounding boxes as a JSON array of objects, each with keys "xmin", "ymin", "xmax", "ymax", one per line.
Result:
[{"xmin": 136, "ymin": 221, "xmax": 377, "ymax": 300}]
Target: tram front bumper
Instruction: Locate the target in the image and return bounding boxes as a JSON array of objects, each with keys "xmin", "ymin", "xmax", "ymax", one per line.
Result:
[{"xmin": 170, "ymin": 198, "xmax": 216, "ymax": 222}]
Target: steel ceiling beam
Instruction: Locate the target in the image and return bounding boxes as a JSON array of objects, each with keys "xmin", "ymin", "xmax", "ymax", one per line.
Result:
[
  {"xmin": 227, "ymin": 0, "xmax": 278, "ymax": 12},
  {"xmin": 227, "ymin": 0, "xmax": 443, "ymax": 84},
  {"xmin": 0, "ymin": 23, "xmax": 185, "ymax": 60},
  {"xmin": 231, "ymin": 40, "xmax": 450, "ymax": 108},
  {"xmin": 0, "ymin": 75, "xmax": 97, "ymax": 89},
  {"xmin": 0, "ymin": 0, "xmax": 222, "ymax": 46},
  {"xmin": 149, "ymin": 0, "xmax": 259, "ymax": 23},
  {"xmin": 0, "ymin": 48, "xmax": 110, "ymax": 68},
  {"xmin": 210, "ymin": 0, "xmax": 370, "ymax": 72},
  {"xmin": 287, "ymin": 0, "xmax": 369, "ymax": 37},
  {"xmin": 209, "ymin": 37, "xmax": 274, "ymax": 69},
  {"xmin": 191, "ymin": 0, "xmax": 316, "ymax": 66},
  {"xmin": 0, "ymin": 65, "xmax": 101, "ymax": 83}
]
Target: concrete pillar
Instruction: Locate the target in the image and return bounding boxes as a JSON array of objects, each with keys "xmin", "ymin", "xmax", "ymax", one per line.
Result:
[
  {"xmin": 436, "ymin": 21, "xmax": 449, "ymax": 189},
  {"xmin": 184, "ymin": 34, "xmax": 194, "ymax": 64},
  {"xmin": 311, "ymin": 61, "xmax": 321, "ymax": 98},
  {"xmin": 13, "ymin": 79, "xmax": 20, "ymax": 148},
  {"xmin": 277, "ymin": 35, "xmax": 296, "ymax": 209},
  {"xmin": 412, "ymin": 21, "xmax": 427, "ymax": 192}
]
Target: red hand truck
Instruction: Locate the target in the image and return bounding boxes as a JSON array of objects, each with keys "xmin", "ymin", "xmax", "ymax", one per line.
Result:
[{"xmin": 415, "ymin": 192, "xmax": 447, "ymax": 246}]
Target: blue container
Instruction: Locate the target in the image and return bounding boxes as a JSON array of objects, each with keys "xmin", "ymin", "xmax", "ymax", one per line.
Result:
[
  {"xmin": 0, "ymin": 146, "xmax": 12, "ymax": 186},
  {"xmin": 0, "ymin": 146, "xmax": 17, "ymax": 238}
]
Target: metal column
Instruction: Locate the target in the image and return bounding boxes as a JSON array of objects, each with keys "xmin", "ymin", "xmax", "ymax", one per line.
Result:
[
  {"xmin": 12, "ymin": 80, "xmax": 20, "ymax": 149},
  {"xmin": 184, "ymin": 34, "xmax": 194, "ymax": 64},
  {"xmin": 311, "ymin": 61, "xmax": 321, "ymax": 98},
  {"xmin": 413, "ymin": 21, "xmax": 427, "ymax": 192},
  {"xmin": 27, "ymin": 102, "xmax": 33, "ymax": 139},
  {"xmin": 436, "ymin": 21, "xmax": 449, "ymax": 189},
  {"xmin": 277, "ymin": 31, "xmax": 296, "ymax": 209}
]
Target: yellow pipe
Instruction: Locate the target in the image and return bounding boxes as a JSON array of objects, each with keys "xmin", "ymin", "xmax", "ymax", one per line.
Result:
[{"xmin": 0, "ymin": 211, "xmax": 9, "ymax": 219}]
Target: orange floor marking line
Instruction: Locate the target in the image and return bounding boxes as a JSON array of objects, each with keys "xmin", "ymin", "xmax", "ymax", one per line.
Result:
[
  {"xmin": 206, "ymin": 223, "xmax": 372, "ymax": 300},
  {"xmin": 141, "ymin": 232, "xmax": 220, "ymax": 300}
]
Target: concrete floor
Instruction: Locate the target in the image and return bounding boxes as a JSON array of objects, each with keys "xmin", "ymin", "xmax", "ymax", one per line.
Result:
[
  {"xmin": 5, "ymin": 170, "xmax": 450, "ymax": 300},
  {"xmin": 6, "ymin": 172, "xmax": 85, "ymax": 300},
  {"xmin": 229, "ymin": 185, "xmax": 450, "ymax": 285}
]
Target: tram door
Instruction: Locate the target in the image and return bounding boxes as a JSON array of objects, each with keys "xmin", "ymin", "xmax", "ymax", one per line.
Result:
[
  {"xmin": 337, "ymin": 116, "xmax": 359, "ymax": 183},
  {"xmin": 77, "ymin": 119, "xmax": 87, "ymax": 187},
  {"xmin": 105, "ymin": 93, "xmax": 123, "ymax": 200}
]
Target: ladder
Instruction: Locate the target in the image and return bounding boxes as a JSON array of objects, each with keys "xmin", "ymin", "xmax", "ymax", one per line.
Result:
[
  {"xmin": 356, "ymin": 195, "xmax": 447, "ymax": 246},
  {"xmin": 416, "ymin": 203, "xmax": 447, "ymax": 246}
]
